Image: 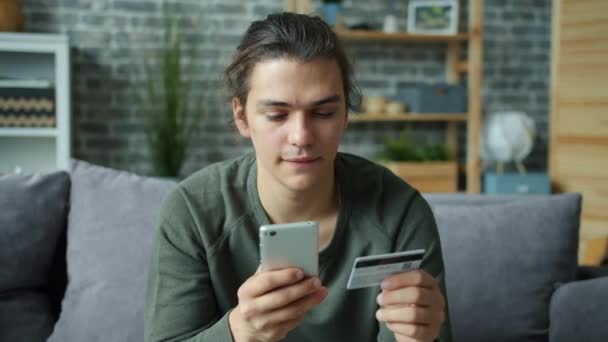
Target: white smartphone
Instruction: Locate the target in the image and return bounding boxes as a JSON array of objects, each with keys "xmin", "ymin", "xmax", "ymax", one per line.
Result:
[{"xmin": 259, "ymin": 221, "xmax": 319, "ymax": 277}]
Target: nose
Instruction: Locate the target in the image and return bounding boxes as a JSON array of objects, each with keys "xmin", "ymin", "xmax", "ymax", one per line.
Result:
[{"xmin": 287, "ymin": 112, "xmax": 314, "ymax": 147}]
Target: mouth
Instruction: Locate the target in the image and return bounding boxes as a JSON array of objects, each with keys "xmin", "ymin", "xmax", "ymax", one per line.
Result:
[{"xmin": 283, "ymin": 156, "xmax": 320, "ymax": 164}]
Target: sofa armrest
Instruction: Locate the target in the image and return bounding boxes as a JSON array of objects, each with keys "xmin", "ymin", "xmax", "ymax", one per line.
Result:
[
  {"xmin": 549, "ymin": 276, "xmax": 608, "ymax": 342},
  {"xmin": 577, "ymin": 265, "xmax": 608, "ymax": 280}
]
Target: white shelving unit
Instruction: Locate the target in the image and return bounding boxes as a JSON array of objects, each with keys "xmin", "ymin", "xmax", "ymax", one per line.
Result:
[{"xmin": 0, "ymin": 33, "xmax": 70, "ymax": 173}]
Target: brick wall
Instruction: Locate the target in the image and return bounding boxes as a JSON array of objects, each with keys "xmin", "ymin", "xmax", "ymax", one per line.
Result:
[{"xmin": 20, "ymin": 0, "xmax": 552, "ymax": 177}]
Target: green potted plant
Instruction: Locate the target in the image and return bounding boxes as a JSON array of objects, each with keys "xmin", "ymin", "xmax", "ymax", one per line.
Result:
[
  {"xmin": 134, "ymin": 16, "xmax": 204, "ymax": 178},
  {"xmin": 377, "ymin": 129, "xmax": 457, "ymax": 193}
]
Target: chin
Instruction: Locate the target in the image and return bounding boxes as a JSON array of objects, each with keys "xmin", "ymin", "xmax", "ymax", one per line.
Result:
[{"xmin": 282, "ymin": 174, "xmax": 320, "ymax": 192}]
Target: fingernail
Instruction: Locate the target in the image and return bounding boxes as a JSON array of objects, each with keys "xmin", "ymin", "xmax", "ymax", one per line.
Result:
[
  {"xmin": 296, "ymin": 270, "xmax": 304, "ymax": 279},
  {"xmin": 375, "ymin": 310, "xmax": 382, "ymax": 321},
  {"xmin": 313, "ymin": 278, "xmax": 321, "ymax": 288},
  {"xmin": 381, "ymin": 280, "xmax": 391, "ymax": 289},
  {"xmin": 376, "ymin": 293, "xmax": 383, "ymax": 305}
]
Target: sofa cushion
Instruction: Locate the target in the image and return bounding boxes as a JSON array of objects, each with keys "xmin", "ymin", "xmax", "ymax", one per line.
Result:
[
  {"xmin": 549, "ymin": 276, "xmax": 608, "ymax": 342},
  {"xmin": 0, "ymin": 171, "xmax": 70, "ymax": 341},
  {"xmin": 47, "ymin": 160, "xmax": 175, "ymax": 342},
  {"xmin": 426, "ymin": 194, "xmax": 581, "ymax": 342}
]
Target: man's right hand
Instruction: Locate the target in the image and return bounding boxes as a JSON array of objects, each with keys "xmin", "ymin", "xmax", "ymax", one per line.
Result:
[{"xmin": 228, "ymin": 267, "xmax": 328, "ymax": 342}]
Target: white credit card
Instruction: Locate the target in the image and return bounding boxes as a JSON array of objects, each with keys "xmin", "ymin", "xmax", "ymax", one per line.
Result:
[{"xmin": 346, "ymin": 249, "xmax": 426, "ymax": 290}]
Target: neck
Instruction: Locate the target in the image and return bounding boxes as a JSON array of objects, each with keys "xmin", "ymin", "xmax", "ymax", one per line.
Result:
[{"xmin": 257, "ymin": 165, "xmax": 338, "ymax": 224}]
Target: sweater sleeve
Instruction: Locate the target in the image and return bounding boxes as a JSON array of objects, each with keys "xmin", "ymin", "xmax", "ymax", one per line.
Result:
[
  {"xmin": 144, "ymin": 189, "xmax": 234, "ymax": 342},
  {"xmin": 376, "ymin": 192, "xmax": 453, "ymax": 342}
]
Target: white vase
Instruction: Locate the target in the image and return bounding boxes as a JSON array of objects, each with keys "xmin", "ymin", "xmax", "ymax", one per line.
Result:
[{"xmin": 383, "ymin": 14, "xmax": 398, "ymax": 33}]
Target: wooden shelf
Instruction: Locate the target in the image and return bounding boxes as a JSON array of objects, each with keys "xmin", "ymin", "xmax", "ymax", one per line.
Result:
[
  {"xmin": 285, "ymin": 0, "xmax": 484, "ymax": 193},
  {"xmin": 349, "ymin": 113, "xmax": 468, "ymax": 122},
  {"xmin": 336, "ymin": 29, "xmax": 469, "ymax": 42}
]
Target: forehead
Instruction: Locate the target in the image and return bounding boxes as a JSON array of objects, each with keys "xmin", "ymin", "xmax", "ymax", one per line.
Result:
[{"xmin": 247, "ymin": 57, "xmax": 343, "ymax": 102}]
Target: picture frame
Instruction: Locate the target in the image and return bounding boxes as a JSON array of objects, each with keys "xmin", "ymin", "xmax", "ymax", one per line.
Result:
[{"xmin": 407, "ymin": 0, "xmax": 459, "ymax": 35}]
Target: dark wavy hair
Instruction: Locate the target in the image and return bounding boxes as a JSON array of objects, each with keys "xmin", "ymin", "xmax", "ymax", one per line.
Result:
[{"xmin": 224, "ymin": 12, "xmax": 361, "ymax": 114}]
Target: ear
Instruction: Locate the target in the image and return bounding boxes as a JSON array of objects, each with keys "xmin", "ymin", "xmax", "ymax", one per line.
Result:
[{"xmin": 232, "ymin": 97, "xmax": 250, "ymax": 138}]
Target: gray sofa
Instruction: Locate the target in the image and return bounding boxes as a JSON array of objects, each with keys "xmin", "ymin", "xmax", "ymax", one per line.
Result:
[{"xmin": 1, "ymin": 159, "xmax": 607, "ymax": 342}]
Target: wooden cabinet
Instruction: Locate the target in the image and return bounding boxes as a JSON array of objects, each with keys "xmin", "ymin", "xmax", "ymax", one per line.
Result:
[
  {"xmin": 0, "ymin": 33, "xmax": 71, "ymax": 173},
  {"xmin": 285, "ymin": 0, "xmax": 483, "ymax": 193},
  {"xmin": 383, "ymin": 161, "xmax": 458, "ymax": 193},
  {"xmin": 549, "ymin": 0, "xmax": 608, "ymax": 264}
]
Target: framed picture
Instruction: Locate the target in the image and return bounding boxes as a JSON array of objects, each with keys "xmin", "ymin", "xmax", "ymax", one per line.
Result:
[{"xmin": 407, "ymin": 0, "xmax": 459, "ymax": 35}]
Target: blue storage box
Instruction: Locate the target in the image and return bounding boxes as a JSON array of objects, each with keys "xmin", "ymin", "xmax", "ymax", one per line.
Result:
[
  {"xmin": 396, "ymin": 83, "xmax": 466, "ymax": 113},
  {"xmin": 483, "ymin": 172, "xmax": 551, "ymax": 195}
]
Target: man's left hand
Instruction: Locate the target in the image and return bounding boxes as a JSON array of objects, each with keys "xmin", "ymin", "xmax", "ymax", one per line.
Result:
[{"xmin": 375, "ymin": 269, "xmax": 446, "ymax": 342}]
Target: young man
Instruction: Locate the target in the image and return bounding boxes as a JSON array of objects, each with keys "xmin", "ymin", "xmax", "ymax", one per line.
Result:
[{"xmin": 145, "ymin": 12, "xmax": 451, "ymax": 342}]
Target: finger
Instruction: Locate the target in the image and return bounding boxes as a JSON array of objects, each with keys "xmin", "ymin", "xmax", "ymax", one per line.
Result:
[
  {"xmin": 260, "ymin": 287, "xmax": 328, "ymax": 325},
  {"xmin": 239, "ymin": 268, "xmax": 304, "ymax": 298},
  {"xmin": 385, "ymin": 322, "xmax": 434, "ymax": 341},
  {"xmin": 378, "ymin": 286, "xmax": 444, "ymax": 309},
  {"xmin": 251, "ymin": 277, "xmax": 323, "ymax": 313},
  {"xmin": 381, "ymin": 270, "xmax": 437, "ymax": 291},
  {"xmin": 376, "ymin": 305, "xmax": 436, "ymax": 325}
]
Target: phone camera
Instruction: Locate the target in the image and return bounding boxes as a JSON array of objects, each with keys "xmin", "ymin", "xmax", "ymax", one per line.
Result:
[{"xmin": 270, "ymin": 231, "xmax": 277, "ymax": 236}]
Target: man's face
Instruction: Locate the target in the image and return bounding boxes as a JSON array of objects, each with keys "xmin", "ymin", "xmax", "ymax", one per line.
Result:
[{"xmin": 233, "ymin": 57, "xmax": 348, "ymax": 192}]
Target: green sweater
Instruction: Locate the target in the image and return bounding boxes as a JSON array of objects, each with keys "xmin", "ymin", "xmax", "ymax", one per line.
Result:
[{"xmin": 145, "ymin": 152, "xmax": 452, "ymax": 342}]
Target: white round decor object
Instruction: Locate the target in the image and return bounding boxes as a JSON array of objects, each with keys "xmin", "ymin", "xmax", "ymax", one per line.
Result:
[{"xmin": 480, "ymin": 111, "xmax": 536, "ymax": 163}]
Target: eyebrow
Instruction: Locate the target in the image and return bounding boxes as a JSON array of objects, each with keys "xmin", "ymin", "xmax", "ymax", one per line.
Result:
[{"xmin": 256, "ymin": 95, "xmax": 341, "ymax": 109}]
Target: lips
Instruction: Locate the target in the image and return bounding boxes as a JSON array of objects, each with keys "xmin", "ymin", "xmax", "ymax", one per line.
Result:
[{"xmin": 283, "ymin": 156, "xmax": 320, "ymax": 163}]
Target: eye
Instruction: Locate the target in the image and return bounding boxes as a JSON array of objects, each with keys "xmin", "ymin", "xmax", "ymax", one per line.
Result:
[
  {"xmin": 266, "ymin": 113, "xmax": 287, "ymax": 121},
  {"xmin": 314, "ymin": 112, "xmax": 335, "ymax": 118}
]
